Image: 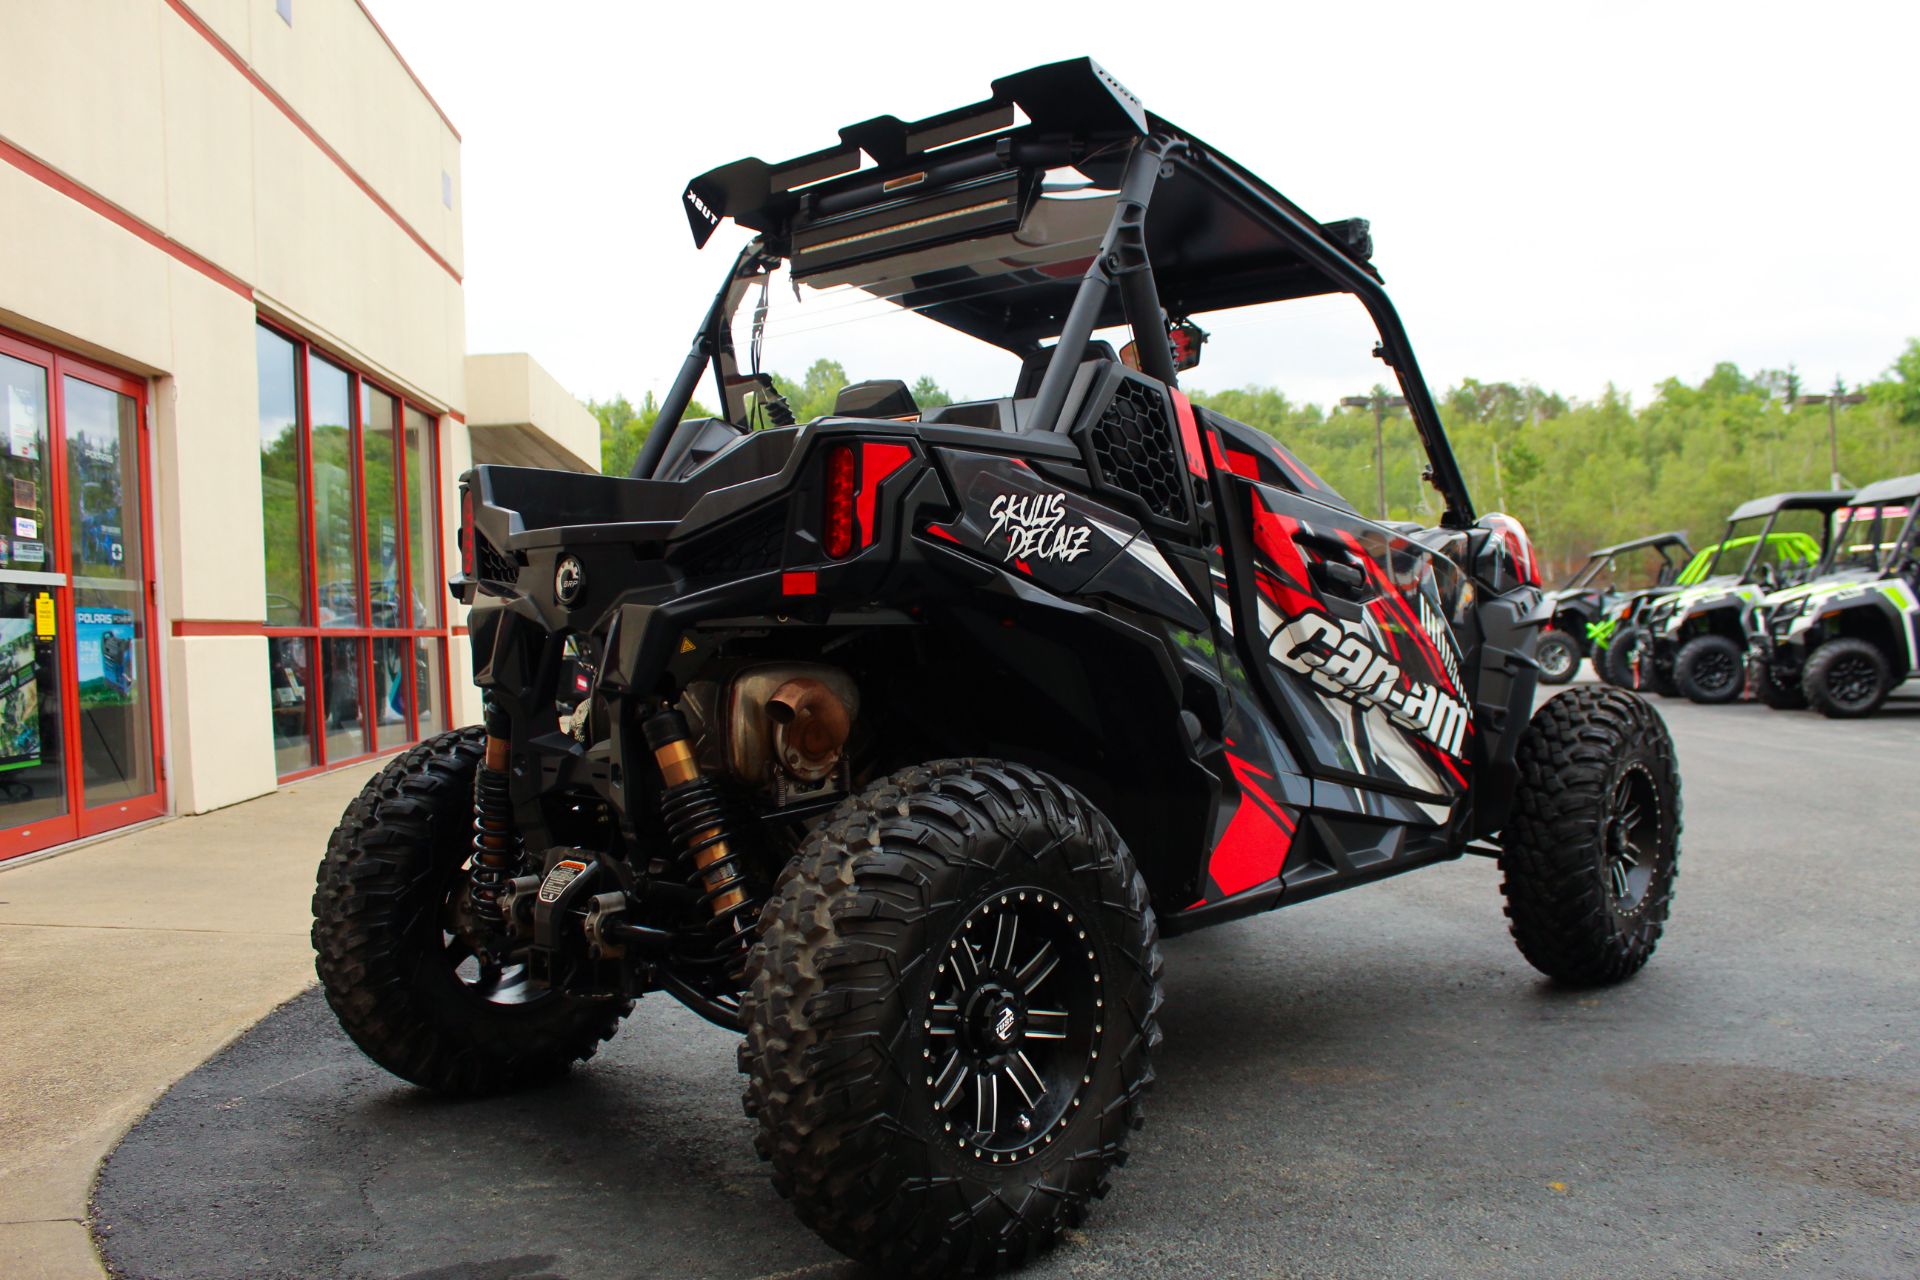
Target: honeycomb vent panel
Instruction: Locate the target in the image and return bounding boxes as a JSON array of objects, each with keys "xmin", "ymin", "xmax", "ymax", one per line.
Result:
[{"xmin": 1087, "ymin": 379, "xmax": 1188, "ymax": 524}]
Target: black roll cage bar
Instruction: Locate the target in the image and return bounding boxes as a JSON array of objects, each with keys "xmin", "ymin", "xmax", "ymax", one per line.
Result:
[{"xmin": 634, "ymin": 133, "xmax": 1477, "ymax": 529}]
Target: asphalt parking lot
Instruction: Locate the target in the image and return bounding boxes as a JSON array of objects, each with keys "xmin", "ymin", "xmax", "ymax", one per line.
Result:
[{"xmin": 92, "ymin": 681, "xmax": 1920, "ymax": 1280}]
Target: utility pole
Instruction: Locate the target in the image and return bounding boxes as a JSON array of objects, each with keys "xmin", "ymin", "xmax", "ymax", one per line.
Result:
[
  {"xmin": 1341, "ymin": 387, "xmax": 1408, "ymax": 521},
  {"xmin": 1793, "ymin": 377, "xmax": 1867, "ymax": 490}
]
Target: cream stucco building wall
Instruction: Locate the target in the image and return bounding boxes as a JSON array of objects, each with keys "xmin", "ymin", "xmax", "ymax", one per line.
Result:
[{"xmin": 0, "ymin": 0, "xmax": 593, "ymax": 839}]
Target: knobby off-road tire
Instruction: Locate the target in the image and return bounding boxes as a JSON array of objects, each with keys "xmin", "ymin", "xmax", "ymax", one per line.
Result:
[
  {"xmin": 1675, "ymin": 633, "xmax": 1744, "ymax": 704},
  {"xmin": 740, "ymin": 759, "xmax": 1163, "ymax": 1278},
  {"xmin": 1535, "ymin": 630, "xmax": 1581, "ymax": 685},
  {"xmin": 312, "ymin": 726, "xmax": 630, "ymax": 1095},
  {"xmin": 1500, "ymin": 687, "xmax": 1682, "ymax": 986},
  {"xmin": 1752, "ymin": 657, "xmax": 1809, "ymax": 710},
  {"xmin": 1602, "ymin": 626, "xmax": 1648, "ymax": 690},
  {"xmin": 1802, "ymin": 637, "xmax": 1892, "ymax": 719}
]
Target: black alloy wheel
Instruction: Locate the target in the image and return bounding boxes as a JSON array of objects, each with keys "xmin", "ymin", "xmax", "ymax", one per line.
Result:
[
  {"xmin": 1602, "ymin": 762, "xmax": 1662, "ymax": 919},
  {"xmin": 1675, "ymin": 634, "xmax": 1743, "ymax": 704},
  {"xmin": 1803, "ymin": 637, "xmax": 1891, "ymax": 719},
  {"xmin": 925, "ymin": 886, "xmax": 1100, "ymax": 1163}
]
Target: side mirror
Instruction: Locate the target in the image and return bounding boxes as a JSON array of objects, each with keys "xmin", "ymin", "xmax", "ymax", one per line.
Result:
[{"xmin": 1121, "ymin": 319, "xmax": 1209, "ymax": 375}]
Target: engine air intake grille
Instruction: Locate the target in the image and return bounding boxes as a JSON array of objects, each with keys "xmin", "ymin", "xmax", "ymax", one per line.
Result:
[
  {"xmin": 474, "ymin": 532, "xmax": 523, "ymax": 584},
  {"xmin": 1086, "ymin": 377, "xmax": 1188, "ymax": 525}
]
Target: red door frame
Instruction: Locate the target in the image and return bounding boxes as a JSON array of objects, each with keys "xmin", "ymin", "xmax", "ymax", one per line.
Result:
[{"xmin": 0, "ymin": 325, "xmax": 167, "ymax": 860}]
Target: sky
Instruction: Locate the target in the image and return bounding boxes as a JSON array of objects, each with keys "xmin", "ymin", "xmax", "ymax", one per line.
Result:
[{"xmin": 370, "ymin": 0, "xmax": 1920, "ymax": 411}]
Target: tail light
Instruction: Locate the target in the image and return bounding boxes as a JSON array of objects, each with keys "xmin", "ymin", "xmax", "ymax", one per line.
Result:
[
  {"xmin": 824, "ymin": 445, "xmax": 858, "ymax": 558},
  {"xmin": 459, "ymin": 485, "xmax": 476, "ymax": 577}
]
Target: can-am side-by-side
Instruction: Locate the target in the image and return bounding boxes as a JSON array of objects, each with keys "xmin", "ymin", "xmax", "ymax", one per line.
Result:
[
  {"xmin": 1747, "ymin": 473, "xmax": 1920, "ymax": 716},
  {"xmin": 311, "ymin": 59, "xmax": 1684, "ymax": 1278}
]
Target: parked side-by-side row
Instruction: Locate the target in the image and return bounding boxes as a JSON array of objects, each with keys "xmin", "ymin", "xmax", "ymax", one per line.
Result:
[{"xmin": 1544, "ymin": 473, "xmax": 1920, "ymax": 717}]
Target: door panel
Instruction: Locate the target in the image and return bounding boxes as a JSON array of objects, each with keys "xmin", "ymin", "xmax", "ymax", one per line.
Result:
[
  {"xmin": 1229, "ymin": 476, "xmax": 1473, "ymax": 809},
  {"xmin": 62, "ymin": 375, "xmax": 158, "ymax": 818}
]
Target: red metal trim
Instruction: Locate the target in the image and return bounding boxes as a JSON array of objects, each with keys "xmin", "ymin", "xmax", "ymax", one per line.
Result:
[
  {"xmin": 345, "ymin": 0, "xmax": 463, "ymax": 141},
  {"xmin": 0, "ymin": 136, "xmax": 251, "ymax": 300},
  {"xmin": 174, "ymin": 621, "xmax": 451, "ymax": 638},
  {"xmin": 160, "ymin": 0, "xmax": 463, "ymax": 284}
]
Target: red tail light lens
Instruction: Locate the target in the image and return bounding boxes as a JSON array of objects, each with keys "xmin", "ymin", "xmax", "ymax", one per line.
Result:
[
  {"xmin": 459, "ymin": 486, "xmax": 476, "ymax": 577},
  {"xmin": 824, "ymin": 445, "xmax": 858, "ymax": 558}
]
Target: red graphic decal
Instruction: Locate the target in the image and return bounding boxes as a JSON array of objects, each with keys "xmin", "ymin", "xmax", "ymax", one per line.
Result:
[
  {"xmin": 1207, "ymin": 751, "xmax": 1298, "ymax": 898},
  {"xmin": 1271, "ymin": 447, "xmax": 1321, "ymax": 491},
  {"xmin": 924, "ymin": 523, "xmax": 961, "ymax": 544},
  {"xmin": 855, "ymin": 442, "xmax": 913, "ymax": 549},
  {"xmin": 1224, "ymin": 448, "xmax": 1260, "ymax": 479},
  {"xmin": 1169, "ymin": 389, "xmax": 1208, "ymax": 479},
  {"xmin": 1339, "ymin": 530, "xmax": 1460, "ymax": 700}
]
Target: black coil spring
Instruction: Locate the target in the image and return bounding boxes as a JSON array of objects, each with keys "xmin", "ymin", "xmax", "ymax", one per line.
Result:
[
  {"xmin": 468, "ymin": 762, "xmax": 521, "ymax": 922},
  {"xmin": 658, "ymin": 774, "xmax": 756, "ymax": 963}
]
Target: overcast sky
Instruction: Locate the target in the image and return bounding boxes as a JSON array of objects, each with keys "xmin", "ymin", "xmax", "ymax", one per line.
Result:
[{"xmin": 372, "ymin": 0, "xmax": 1920, "ymax": 409}]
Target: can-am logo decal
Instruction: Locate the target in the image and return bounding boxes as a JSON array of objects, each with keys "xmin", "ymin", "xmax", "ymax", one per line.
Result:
[
  {"xmin": 987, "ymin": 492, "xmax": 1093, "ymax": 563},
  {"xmin": 1271, "ymin": 613, "xmax": 1471, "ymax": 757}
]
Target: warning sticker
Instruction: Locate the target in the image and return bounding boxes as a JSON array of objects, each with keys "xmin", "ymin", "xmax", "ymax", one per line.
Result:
[
  {"xmin": 537, "ymin": 859, "xmax": 588, "ymax": 904},
  {"xmin": 34, "ymin": 593, "xmax": 55, "ymax": 640}
]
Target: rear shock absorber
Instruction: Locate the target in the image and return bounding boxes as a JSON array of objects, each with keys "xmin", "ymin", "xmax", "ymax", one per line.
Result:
[
  {"xmin": 643, "ymin": 708, "xmax": 755, "ymax": 970},
  {"xmin": 468, "ymin": 711, "xmax": 521, "ymax": 928}
]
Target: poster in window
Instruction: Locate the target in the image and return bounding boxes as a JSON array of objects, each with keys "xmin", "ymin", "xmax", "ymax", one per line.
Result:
[
  {"xmin": 0, "ymin": 613, "xmax": 42, "ymax": 772},
  {"xmin": 7, "ymin": 386, "xmax": 38, "ymax": 461},
  {"xmin": 76, "ymin": 606, "xmax": 137, "ymax": 707}
]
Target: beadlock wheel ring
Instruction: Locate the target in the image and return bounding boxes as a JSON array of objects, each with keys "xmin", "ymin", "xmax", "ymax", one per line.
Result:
[
  {"xmin": 920, "ymin": 885, "xmax": 1102, "ymax": 1164},
  {"xmin": 1603, "ymin": 762, "xmax": 1665, "ymax": 919}
]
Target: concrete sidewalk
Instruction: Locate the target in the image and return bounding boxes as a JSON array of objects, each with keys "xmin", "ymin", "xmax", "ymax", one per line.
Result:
[{"xmin": 0, "ymin": 761, "xmax": 382, "ymax": 1280}]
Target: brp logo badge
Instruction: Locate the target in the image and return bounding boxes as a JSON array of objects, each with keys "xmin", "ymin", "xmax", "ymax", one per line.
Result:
[{"xmin": 554, "ymin": 555, "xmax": 585, "ymax": 607}]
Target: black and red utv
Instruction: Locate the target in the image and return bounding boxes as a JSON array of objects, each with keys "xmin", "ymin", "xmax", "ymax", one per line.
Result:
[{"xmin": 312, "ymin": 59, "xmax": 1683, "ymax": 1278}]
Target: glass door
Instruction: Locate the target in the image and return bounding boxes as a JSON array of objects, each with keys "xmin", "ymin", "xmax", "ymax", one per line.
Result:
[
  {"xmin": 0, "ymin": 328, "xmax": 163, "ymax": 861},
  {"xmin": 63, "ymin": 372, "xmax": 161, "ymax": 830},
  {"xmin": 0, "ymin": 345, "xmax": 73, "ymax": 857}
]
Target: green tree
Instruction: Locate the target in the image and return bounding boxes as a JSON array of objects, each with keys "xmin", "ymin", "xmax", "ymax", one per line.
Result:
[{"xmin": 589, "ymin": 390, "xmax": 714, "ymax": 476}]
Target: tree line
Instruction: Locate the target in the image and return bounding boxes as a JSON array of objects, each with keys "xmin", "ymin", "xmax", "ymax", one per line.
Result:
[{"xmin": 589, "ymin": 341, "xmax": 1920, "ymax": 580}]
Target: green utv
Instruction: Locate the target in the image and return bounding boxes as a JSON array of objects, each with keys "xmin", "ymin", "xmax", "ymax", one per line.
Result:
[
  {"xmin": 1635, "ymin": 491, "xmax": 1850, "ymax": 703},
  {"xmin": 1535, "ymin": 532, "xmax": 1693, "ymax": 685},
  {"xmin": 1599, "ymin": 541, "xmax": 1728, "ymax": 690},
  {"xmin": 1747, "ymin": 473, "xmax": 1920, "ymax": 716}
]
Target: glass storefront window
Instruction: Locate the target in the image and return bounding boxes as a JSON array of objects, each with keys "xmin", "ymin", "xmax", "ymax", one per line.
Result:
[
  {"xmin": 256, "ymin": 328, "xmax": 307, "ymax": 626},
  {"xmin": 252, "ymin": 323, "xmax": 451, "ymax": 777},
  {"xmin": 363, "ymin": 387, "xmax": 401, "ymax": 628},
  {"xmin": 269, "ymin": 636, "xmax": 314, "ymax": 774},
  {"xmin": 308, "ymin": 354, "xmax": 359, "ymax": 628},
  {"xmin": 415, "ymin": 638, "xmax": 444, "ymax": 742},
  {"xmin": 405, "ymin": 406, "xmax": 440, "ymax": 627}
]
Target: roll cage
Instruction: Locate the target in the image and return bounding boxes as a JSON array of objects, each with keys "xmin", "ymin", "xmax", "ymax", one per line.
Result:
[
  {"xmin": 1561, "ymin": 531, "xmax": 1693, "ymax": 590},
  {"xmin": 633, "ymin": 57, "xmax": 1476, "ymax": 529},
  {"xmin": 1698, "ymin": 492, "xmax": 1851, "ymax": 583},
  {"xmin": 1821, "ymin": 473, "xmax": 1920, "ymax": 576}
]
